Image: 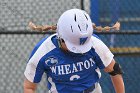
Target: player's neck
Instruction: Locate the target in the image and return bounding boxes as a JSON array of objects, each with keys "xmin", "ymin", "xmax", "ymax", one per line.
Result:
[{"xmin": 58, "ymin": 39, "xmax": 69, "ymax": 52}]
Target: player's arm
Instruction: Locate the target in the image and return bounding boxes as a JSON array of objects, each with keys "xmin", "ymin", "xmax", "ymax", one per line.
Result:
[
  {"xmin": 23, "ymin": 39, "xmax": 46, "ymax": 93},
  {"xmin": 23, "ymin": 78, "xmax": 37, "ymax": 93},
  {"xmin": 23, "ymin": 59, "xmax": 44, "ymax": 93},
  {"xmin": 92, "ymin": 36, "xmax": 125, "ymax": 93},
  {"xmin": 104, "ymin": 59, "xmax": 125, "ymax": 93}
]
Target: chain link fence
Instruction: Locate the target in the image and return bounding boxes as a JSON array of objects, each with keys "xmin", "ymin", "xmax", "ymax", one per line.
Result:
[
  {"xmin": 0, "ymin": 0, "xmax": 140, "ymax": 93},
  {"xmin": 0, "ymin": 0, "xmax": 88, "ymax": 31},
  {"xmin": 0, "ymin": 34, "xmax": 47, "ymax": 93},
  {"xmin": 0, "ymin": 0, "xmax": 140, "ymax": 31},
  {"xmin": 0, "ymin": 32, "xmax": 140, "ymax": 93},
  {"xmin": 98, "ymin": 32, "xmax": 140, "ymax": 93}
]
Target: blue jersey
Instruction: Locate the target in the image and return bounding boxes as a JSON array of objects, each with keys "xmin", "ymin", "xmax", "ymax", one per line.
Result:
[{"xmin": 24, "ymin": 34, "xmax": 114, "ymax": 93}]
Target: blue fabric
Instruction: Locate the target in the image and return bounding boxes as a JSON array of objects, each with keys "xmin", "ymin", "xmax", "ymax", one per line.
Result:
[{"xmin": 30, "ymin": 35, "xmax": 106, "ymax": 92}]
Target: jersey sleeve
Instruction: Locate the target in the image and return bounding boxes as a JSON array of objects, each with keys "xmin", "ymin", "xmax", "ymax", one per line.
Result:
[
  {"xmin": 24, "ymin": 44, "xmax": 45, "ymax": 83},
  {"xmin": 92, "ymin": 36, "xmax": 114, "ymax": 69},
  {"xmin": 24, "ymin": 61, "xmax": 45, "ymax": 83},
  {"xmin": 24, "ymin": 36, "xmax": 49, "ymax": 83},
  {"xmin": 24, "ymin": 35, "xmax": 56, "ymax": 83}
]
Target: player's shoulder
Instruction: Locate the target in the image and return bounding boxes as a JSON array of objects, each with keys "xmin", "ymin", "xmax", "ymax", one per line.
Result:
[
  {"xmin": 91, "ymin": 34, "xmax": 114, "ymax": 68},
  {"xmin": 91, "ymin": 34, "xmax": 108, "ymax": 49},
  {"xmin": 92, "ymin": 34, "xmax": 101, "ymax": 40},
  {"xmin": 41, "ymin": 33, "xmax": 57, "ymax": 44},
  {"xmin": 91, "ymin": 34, "xmax": 102, "ymax": 44},
  {"xmin": 34, "ymin": 33, "xmax": 56, "ymax": 50},
  {"xmin": 29, "ymin": 34, "xmax": 57, "ymax": 59}
]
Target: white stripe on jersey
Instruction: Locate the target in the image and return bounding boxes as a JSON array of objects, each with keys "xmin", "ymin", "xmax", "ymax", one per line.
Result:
[
  {"xmin": 48, "ymin": 77, "xmax": 58, "ymax": 93},
  {"xmin": 24, "ymin": 34, "xmax": 56, "ymax": 82},
  {"xmin": 91, "ymin": 82, "xmax": 102, "ymax": 93},
  {"xmin": 91, "ymin": 36, "xmax": 114, "ymax": 67},
  {"xmin": 95, "ymin": 68, "xmax": 101, "ymax": 78}
]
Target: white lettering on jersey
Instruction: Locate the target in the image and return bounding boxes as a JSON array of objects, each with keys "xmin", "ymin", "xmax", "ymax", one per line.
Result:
[
  {"xmin": 84, "ymin": 60, "xmax": 90, "ymax": 69},
  {"xmin": 50, "ymin": 66, "xmax": 57, "ymax": 74},
  {"xmin": 77, "ymin": 62, "xmax": 83, "ymax": 71},
  {"xmin": 64, "ymin": 64, "xmax": 71, "ymax": 74},
  {"xmin": 70, "ymin": 75, "xmax": 80, "ymax": 81},
  {"xmin": 90, "ymin": 58, "xmax": 95, "ymax": 66},
  {"xmin": 50, "ymin": 58, "xmax": 96, "ymax": 75},
  {"xmin": 58, "ymin": 65, "xmax": 65, "ymax": 75},
  {"xmin": 72, "ymin": 63, "xmax": 78, "ymax": 73}
]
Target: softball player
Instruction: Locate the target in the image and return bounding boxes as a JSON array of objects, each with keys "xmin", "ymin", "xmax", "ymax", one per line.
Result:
[{"xmin": 24, "ymin": 9, "xmax": 125, "ymax": 93}]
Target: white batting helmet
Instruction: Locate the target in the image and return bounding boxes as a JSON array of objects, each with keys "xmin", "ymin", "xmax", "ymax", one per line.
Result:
[{"xmin": 57, "ymin": 9, "xmax": 93, "ymax": 53}]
